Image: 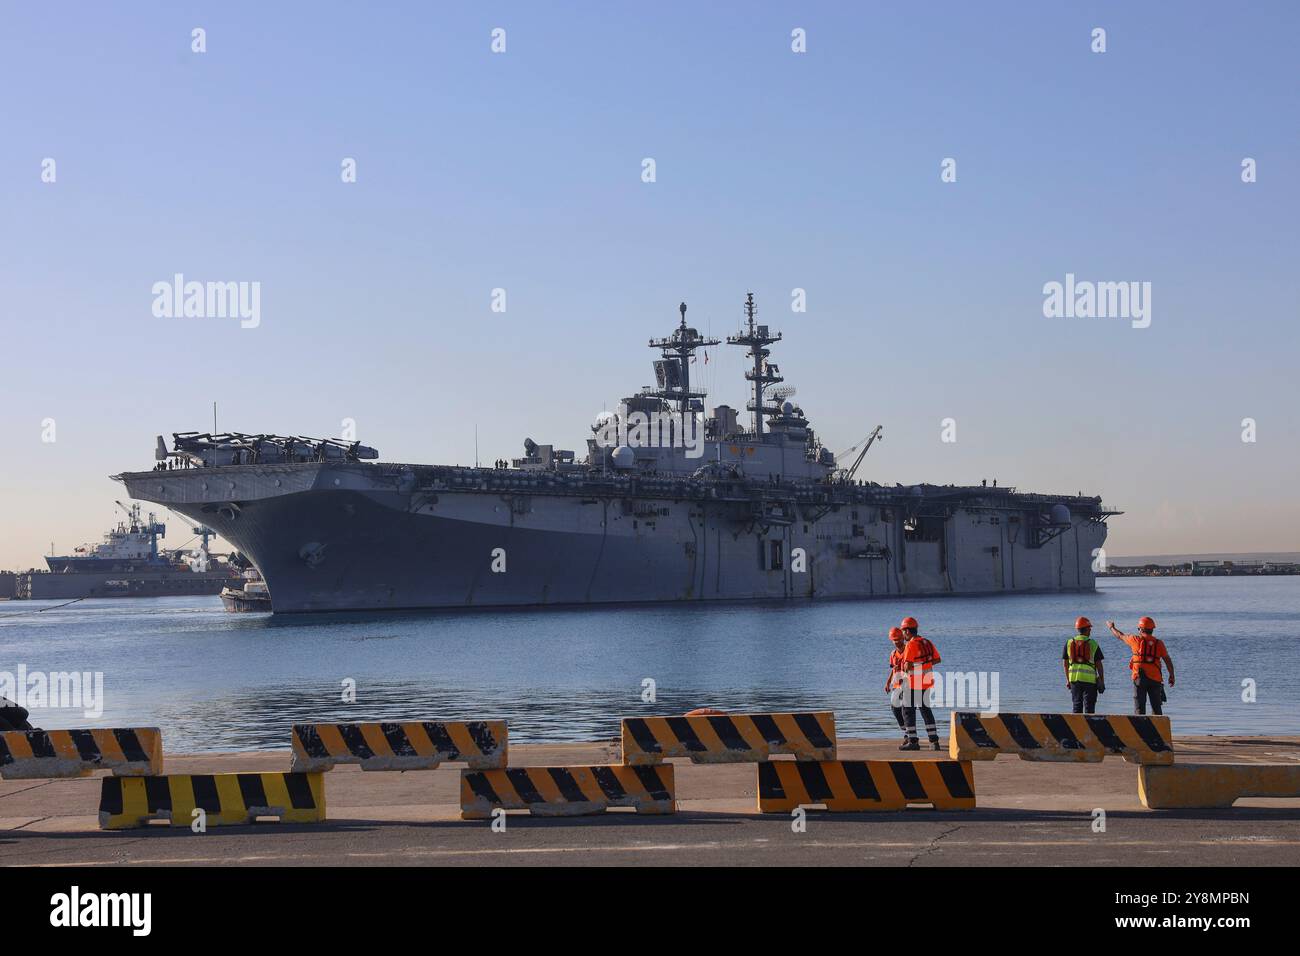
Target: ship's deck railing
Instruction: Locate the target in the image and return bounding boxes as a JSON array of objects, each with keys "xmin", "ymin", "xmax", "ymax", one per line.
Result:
[
  {"xmin": 129, "ymin": 455, "xmax": 1114, "ymax": 514},
  {"xmin": 379, "ymin": 464, "xmax": 1115, "ymax": 511}
]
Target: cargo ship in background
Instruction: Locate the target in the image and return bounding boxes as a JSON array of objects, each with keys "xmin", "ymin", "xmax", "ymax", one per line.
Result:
[
  {"xmin": 13, "ymin": 502, "xmax": 240, "ymax": 600},
  {"xmin": 117, "ymin": 294, "xmax": 1118, "ymax": 613}
]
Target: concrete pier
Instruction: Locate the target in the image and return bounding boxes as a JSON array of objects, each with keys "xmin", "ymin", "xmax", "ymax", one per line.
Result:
[{"xmin": 3, "ymin": 735, "xmax": 1297, "ymax": 867}]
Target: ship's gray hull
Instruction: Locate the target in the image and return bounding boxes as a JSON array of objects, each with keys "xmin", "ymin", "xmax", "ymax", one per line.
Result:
[{"xmin": 121, "ymin": 463, "xmax": 1108, "ymax": 613}]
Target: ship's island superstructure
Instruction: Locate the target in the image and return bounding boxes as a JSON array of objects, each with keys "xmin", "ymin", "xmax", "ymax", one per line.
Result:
[{"xmin": 117, "ymin": 295, "xmax": 1117, "ymax": 612}]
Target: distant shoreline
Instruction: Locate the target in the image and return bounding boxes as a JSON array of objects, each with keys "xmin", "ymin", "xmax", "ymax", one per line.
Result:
[
  {"xmin": 1108, "ymin": 551, "xmax": 1300, "ymax": 565},
  {"xmin": 1102, "ymin": 557, "xmax": 1299, "ymax": 578}
]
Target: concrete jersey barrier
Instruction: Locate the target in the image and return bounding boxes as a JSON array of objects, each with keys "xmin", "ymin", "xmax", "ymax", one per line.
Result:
[
  {"xmin": 949, "ymin": 712, "xmax": 1174, "ymax": 765},
  {"xmin": 99, "ymin": 772, "xmax": 326, "ymax": 829},
  {"xmin": 0, "ymin": 728, "xmax": 163, "ymax": 779},
  {"xmin": 621, "ymin": 712, "xmax": 836, "ymax": 765},
  {"xmin": 461, "ymin": 764, "xmax": 676, "ymax": 818},
  {"xmin": 1139, "ymin": 763, "xmax": 1300, "ymax": 809},
  {"xmin": 291, "ymin": 720, "xmax": 507, "ymax": 771},
  {"xmin": 757, "ymin": 759, "xmax": 976, "ymax": 812}
]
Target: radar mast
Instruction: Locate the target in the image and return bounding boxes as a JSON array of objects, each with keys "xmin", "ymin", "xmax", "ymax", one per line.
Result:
[
  {"xmin": 647, "ymin": 302, "xmax": 719, "ymax": 414},
  {"xmin": 727, "ymin": 292, "xmax": 783, "ymax": 437}
]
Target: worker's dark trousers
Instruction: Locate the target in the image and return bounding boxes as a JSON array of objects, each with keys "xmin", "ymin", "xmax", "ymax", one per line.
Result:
[
  {"xmin": 1069, "ymin": 682, "xmax": 1099, "ymax": 714},
  {"xmin": 900, "ymin": 687, "xmax": 939, "ymax": 742},
  {"xmin": 1134, "ymin": 676, "xmax": 1164, "ymax": 715},
  {"xmin": 891, "ymin": 704, "xmax": 908, "ymax": 737}
]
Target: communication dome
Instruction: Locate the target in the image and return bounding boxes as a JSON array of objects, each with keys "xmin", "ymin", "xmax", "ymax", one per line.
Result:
[{"xmin": 1048, "ymin": 503, "xmax": 1072, "ymax": 526}]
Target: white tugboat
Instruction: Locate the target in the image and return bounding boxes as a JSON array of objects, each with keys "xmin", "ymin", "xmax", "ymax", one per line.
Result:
[{"xmin": 220, "ymin": 566, "xmax": 272, "ymax": 612}]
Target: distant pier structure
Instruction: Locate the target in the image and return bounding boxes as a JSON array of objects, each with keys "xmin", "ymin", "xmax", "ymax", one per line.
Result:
[{"xmin": 1100, "ymin": 558, "xmax": 1300, "ymax": 577}]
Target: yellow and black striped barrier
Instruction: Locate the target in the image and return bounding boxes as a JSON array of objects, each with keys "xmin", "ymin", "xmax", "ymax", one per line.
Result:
[
  {"xmin": 291, "ymin": 720, "xmax": 506, "ymax": 772},
  {"xmin": 621, "ymin": 712, "xmax": 836, "ymax": 765},
  {"xmin": 1139, "ymin": 763, "xmax": 1300, "ymax": 809},
  {"xmin": 99, "ymin": 772, "xmax": 326, "ymax": 829},
  {"xmin": 460, "ymin": 764, "xmax": 676, "ymax": 818},
  {"xmin": 757, "ymin": 759, "xmax": 976, "ymax": 812},
  {"xmin": 949, "ymin": 712, "xmax": 1174, "ymax": 765},
  {"xmin": 0, "ymin": 728, "xmax": 163, "ymax": 780}
]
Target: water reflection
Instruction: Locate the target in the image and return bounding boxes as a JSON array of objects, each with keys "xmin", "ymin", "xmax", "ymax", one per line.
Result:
[
  {"xmin": 5, "ymin": 577, "xmax": 1299, "ymax": 752},
  {"xmin": 153, "ymin": 682, "xmax": 889, "ymax": 752}
]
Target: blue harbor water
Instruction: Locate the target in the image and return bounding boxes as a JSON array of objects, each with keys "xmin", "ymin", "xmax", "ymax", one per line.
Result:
[{"xmin": 2, "ymin": 577, "xmax": 1297, "ymax": 753}]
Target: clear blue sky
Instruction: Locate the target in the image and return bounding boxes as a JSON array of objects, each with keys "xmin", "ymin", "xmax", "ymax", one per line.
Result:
[{"xmin": 2, "ymin": 1, "xmax": 1297, "ymax": 568}]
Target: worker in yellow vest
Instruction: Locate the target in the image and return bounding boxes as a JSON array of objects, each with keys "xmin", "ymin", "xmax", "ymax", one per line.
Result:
[{"xmin": 1062, "ymin": 616, "xmax": 1105, "ymax": 713}]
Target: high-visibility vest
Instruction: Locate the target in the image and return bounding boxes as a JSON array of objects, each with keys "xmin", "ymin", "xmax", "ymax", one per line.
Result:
[
  {"xmin": 903, "ymin": 637, "xmax": 940, "ymax": 690},
  {"xmin": 888, "ymin": 648, "xmax": 906, "ymax": 690},
  {"xmin": 1066, "ymin": 636, "xmax": 1100, "ymax": 684},
  {"xmin": 1130, "ymin": 634, "xmax": 1164, "ymax": 681}
]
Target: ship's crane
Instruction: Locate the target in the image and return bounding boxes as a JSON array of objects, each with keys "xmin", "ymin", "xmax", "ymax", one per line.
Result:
[
  {"xmin": 836, "ymin": 425, "xmax": 884, "ymax": 482},
  {"xmin": 112, "ymin": 499, "xmax": 166, "ymax": 559},
  {"xmin": 187, "ymin": 523, "xmax": 215, "ymax": 571},
  {"xmin": 113, "ymin": 500, "xmax": 138, "ymax": 528},
  {"xmin": 115, "ymin": 500, "xmax": 165, "ymax": 533},
  {"xmin": 153, "ymin": 506, "xmax": 219, "ymax": 570},
  {"xmin": 192, "ymin": 523, "xmax": 216, "ymax": 555}
]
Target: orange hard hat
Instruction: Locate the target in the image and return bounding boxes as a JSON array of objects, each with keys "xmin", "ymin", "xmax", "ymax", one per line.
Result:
[
  {"xmin": 889, "ymin": 627, "xmax": 904, "ymax": 641},
  {"xmin": 900, "ymin": 616, "xmax": 918, "ymax": 630},
  {"xmin": 1075, "ymin": 616, "xmax": 1092, "ymax": 630},
  {"xmin": 1138, "ymin": 616, "xmax": 1156, "ymax": 631}
]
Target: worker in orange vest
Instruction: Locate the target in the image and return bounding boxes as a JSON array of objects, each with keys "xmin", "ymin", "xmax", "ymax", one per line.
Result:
[
  {"xmin": 1106, "ymin": 616, "xmax": 1174, "ymax": 715},
  {"xmin": 884, "ymin": 626, "xmax": 909, "ymax": 743},
  {"xmin": 898, "ymin": 616, "xmax": 942, "ymax": 751}
]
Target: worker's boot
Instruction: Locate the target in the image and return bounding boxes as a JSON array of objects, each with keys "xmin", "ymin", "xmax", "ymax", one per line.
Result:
[
  {"xmin": 930, "ymin": 739, "xmax": 942, "ymax": 751},
  {"xmin": 899, "ymin": 740, "xmax": 920, "ymax": 751}
]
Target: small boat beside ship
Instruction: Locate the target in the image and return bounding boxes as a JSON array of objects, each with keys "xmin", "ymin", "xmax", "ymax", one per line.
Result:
[{"xmin": 220, "ymin": 567, "xmax": 272, "ymax": 612}]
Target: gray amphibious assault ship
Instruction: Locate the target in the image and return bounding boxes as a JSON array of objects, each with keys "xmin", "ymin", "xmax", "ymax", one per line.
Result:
[{"xmin": 117, "ymin": 294, "xmax": 1117, "ymax": 612}]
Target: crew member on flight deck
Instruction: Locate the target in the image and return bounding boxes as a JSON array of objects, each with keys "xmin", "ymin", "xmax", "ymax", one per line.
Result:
[
  {"xmin": 1107, "ymin": 616, "xmax": 1174, "ymax": 715},
  {"xmin": 1062, "ymin": 616, "xmax": 1105, "ymax": 713},
  {"xmin": 898, "ymin": 616, "xmax": 942, "ymax": 751},
  {"xmin": 884, "ymin": 626, "xmax": 909, "ymax": 743}
]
